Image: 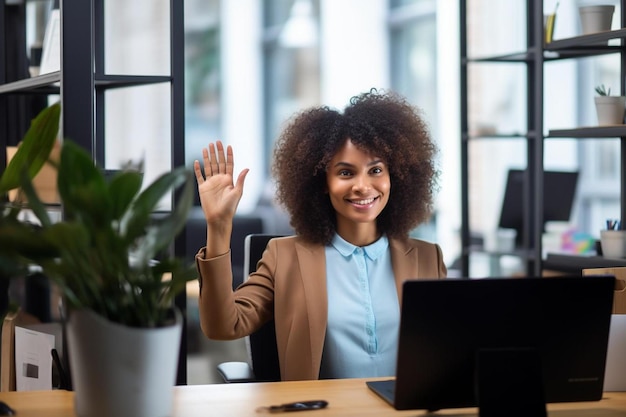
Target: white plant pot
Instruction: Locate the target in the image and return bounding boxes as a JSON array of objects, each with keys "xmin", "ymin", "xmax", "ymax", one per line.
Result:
[
  {"xmin": 594, "ymin": 96, "xmax": 626, "ymax": 125},
  {"xmin": 579, "ymin": 5, "xmax": 615, "ymax": 35},
  {"xmin": 67, "ymin": 309, "xmax": 182, "ymax": 417}
]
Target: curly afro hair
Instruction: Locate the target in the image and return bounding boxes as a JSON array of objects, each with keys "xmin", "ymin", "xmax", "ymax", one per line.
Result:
[{"xmin": 272, "ymin": 89, "xmax": 439, "ymax": 245}]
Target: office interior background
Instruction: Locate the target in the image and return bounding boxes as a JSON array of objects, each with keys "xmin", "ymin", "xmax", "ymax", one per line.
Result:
[{"xmin": 21, "ymin": 0, "xmax": 622, "ymax": 383}]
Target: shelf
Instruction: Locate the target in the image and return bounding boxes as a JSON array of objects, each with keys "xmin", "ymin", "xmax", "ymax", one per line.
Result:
[
  {"xmin": 544, "ymin": 30, "xmax": 626, "ymax": 60},
  {"xmin": 0, "ymin": 72, "xmax": 172, "ymax": 95},
  {"xmin": 464, "ymin": 30, "xmax": 626, "ymax": 65},
  {"xmin": 543, "ymin": 253, "xmax": 626, "ymax": 273},
  {"xmin": 95, "ymin": 75, "xmax": 173, "ymax": 90},
  {"xmin": 548, "ymin": 126, "xmax": 626, "ymax": 138},
  {"xmin": 463, "ymin": 48, "xmax": 538, "ymax": 63},
  {"xmin": 0, "ymin": 72, "xmax": 61, "ymax": 94},
  {"xmin": 462, "ymin": 132, "xmax": 539, "ymax": 141}
]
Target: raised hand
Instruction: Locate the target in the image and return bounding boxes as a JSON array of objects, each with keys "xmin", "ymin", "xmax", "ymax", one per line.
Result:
[{"xmin": 194, "ymin": 141, "xmax": 249, "ymax": 254}]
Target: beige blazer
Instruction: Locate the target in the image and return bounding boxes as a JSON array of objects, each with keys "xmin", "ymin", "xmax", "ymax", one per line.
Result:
[{"xmin": 196, "ymin": 235, "xmax": 447, "ymax": 381}]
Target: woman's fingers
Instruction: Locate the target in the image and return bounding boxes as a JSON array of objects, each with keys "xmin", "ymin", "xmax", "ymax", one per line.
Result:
[
  {"xmin": 216, "ymin": 141, "xmax": 227, "ymax": 175},
  {"xmin": 208, "ymin": 142, "xmax": 218, "ymax": 175},
  {"xmin": 196, "ymin": 140, "xmax": 242, "ymax": 185},
  {"xmin": 200, "ymin": 140, "xmax": 234, "ymax": 177},
  {"xmin": 193, "ymin": 160, "xmax": 204, "ymax": 185},
  {"xmin": 235, "ymin": 168, "xmax": 250, "ymax": 190},
  {"xmin": 226, "ymin": 144, "xmax": 235, "ymax": 176}
]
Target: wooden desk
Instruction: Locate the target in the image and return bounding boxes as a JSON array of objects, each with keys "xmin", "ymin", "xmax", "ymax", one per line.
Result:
[{"xmin": 1, "ymin": 378, "xmax": 625, "ymax": 416}]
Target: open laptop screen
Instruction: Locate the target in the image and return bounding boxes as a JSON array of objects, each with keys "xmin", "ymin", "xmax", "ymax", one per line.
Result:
[{"xmin": 368, "ymin": 276, "xmax": 614, "ymax": 411}]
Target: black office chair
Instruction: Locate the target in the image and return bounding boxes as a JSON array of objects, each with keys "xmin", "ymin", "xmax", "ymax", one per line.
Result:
[{"xmin": 217, "ymin": 234, "xmax": 283, "ymax": 383}]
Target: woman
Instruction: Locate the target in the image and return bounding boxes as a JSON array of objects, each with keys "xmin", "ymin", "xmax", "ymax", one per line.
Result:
[{"xmin": 194, "ymin": 90, "xmax": 446, "ymax": 381}]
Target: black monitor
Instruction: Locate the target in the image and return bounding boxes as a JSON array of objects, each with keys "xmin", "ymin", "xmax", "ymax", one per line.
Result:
[
  {"xmin": 367, "ymin": 276, "xmax": 615, "ymax": 414},
  {"xmin": 498, "ymin": 169, "xmax": 579, "ymax": 245}
]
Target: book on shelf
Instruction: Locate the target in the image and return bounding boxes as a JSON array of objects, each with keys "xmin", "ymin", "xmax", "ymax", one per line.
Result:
[{"xmin": 39, "ymin": 9, "xmax": 60, "ymax": 75}]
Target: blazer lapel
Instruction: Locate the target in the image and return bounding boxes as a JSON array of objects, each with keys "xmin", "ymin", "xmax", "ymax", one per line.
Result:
[
  {"xmin": 389, "ymin": 238, "xmax": 419, "ymax": 302},
  {"xmin": 294, "ymin": 239, "xmax": 327, "ymax": 378}
]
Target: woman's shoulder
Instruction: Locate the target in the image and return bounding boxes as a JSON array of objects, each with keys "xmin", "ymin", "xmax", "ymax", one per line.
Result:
[
  {"xmin": 268, "ymin": 235, "xmax": 320, "ymax": 250},
  {"xmin": 263, "ymin": 236, "xmax": 325, "ymax": 271},
  {"xmin": 266, "ymin": 235, "xmax": 297, "ymax": 246},
  {"xmin": 390, "ymin": 236, "xmax": 442, "ymax": 252}
]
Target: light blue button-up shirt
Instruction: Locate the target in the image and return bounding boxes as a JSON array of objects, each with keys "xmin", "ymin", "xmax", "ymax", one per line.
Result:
[{"xmin": 319, "ymin": 234, "xmax": 399, "ymax": 379}]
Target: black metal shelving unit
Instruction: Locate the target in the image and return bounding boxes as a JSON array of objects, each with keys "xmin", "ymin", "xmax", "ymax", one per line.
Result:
[
  {"xmin": 0, "ymin": 0, "xmax": 188, "ymax": 383},
  {"xmin": 460, "ymin": 0, "xmax": 626, "ymax": 277}
]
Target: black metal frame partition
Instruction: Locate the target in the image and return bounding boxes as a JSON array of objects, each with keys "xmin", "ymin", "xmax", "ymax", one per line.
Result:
[{"xmin": 0, "ymin": 0, "xmax": 188, "ymax": 383}]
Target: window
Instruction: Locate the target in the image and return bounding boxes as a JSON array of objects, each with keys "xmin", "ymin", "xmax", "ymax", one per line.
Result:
[
  {"xmin": 263, "ymin": 0, "xmax": 321, "ymax": 174},
  {"xmin": 185, "ymin": 0, "xmax": 221, "ymax": 186},
  {"xmin": 389, "ymin": 0, "xmax": 439, "ymax": 243}
]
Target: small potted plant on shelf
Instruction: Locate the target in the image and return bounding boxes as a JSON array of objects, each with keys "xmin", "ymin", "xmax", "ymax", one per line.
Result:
[
  {"xmin": 594, "ymin": 84, "xmax": 626, "ymax": 125},
  {"xmin": 0, "ymin": 102, "xmax": 198, "ymax": 417}
]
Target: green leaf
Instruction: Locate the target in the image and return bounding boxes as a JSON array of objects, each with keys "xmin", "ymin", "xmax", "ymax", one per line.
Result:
[
  {"xmin": 0, "ymin": 103, "xmax": 61, "ymax": 193},
  {"xmin": 149, "ymin": 170, "xmax": 195, "ymax": 253},
  {"xmin": 18, "ymin": 169, "xmax": 52, "ymax": 228},
  {"xmin": 121, "ymin": 167, "xmax": 191, "ymax": 242},
  {"xmin": 108, "ymin": 171, "xmax": 143, "ymax": 221},
  {"xmin": 57, "ymin": 141, "xmax": 112, "ymax": 226},
  {"xmin": 0, "ymin": 253, "xmax": 28, "ymax": 279},
  {"xmin": 0, "ymin": 221, "xmax": 58, "ymax": 259}
]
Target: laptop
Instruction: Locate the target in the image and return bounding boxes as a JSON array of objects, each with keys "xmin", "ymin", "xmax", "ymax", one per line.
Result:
[{"xmin": 366, "ymin": 276, "xmax": 615, "ymax": 411}]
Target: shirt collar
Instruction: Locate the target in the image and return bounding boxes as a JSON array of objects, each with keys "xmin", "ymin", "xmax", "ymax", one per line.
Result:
[{"xmin": 330, "ymin": 233, "xmax": 389, "ymax": 260}]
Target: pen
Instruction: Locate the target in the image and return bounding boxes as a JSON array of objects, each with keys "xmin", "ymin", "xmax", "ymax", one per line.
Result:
[
  {"xmin": 606, "ymin": 219, "xmax": 621, "ymax": 230},
  {"xmin": 0, "ymin": 400, "xmax": 15, "ymax": 416},
  {"xmin": 51, "ymin": 348, "xmax": 71, "ymax": 390},
  {"xmin": 257, "ymin": 400, "xmax": 328, "ymax": 413}
]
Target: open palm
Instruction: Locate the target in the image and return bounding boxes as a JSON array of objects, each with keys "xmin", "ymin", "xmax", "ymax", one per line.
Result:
[{"xmin": 194, "ymin": 141, "xmax": 249, "ymax": 225}]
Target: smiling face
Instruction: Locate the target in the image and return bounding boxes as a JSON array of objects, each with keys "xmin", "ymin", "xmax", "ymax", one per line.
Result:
[{"xmin": 326, "ymin": 139, "xmax": 391, "ymax": 245}]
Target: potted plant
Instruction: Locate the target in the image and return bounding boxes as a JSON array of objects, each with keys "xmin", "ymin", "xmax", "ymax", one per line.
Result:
[
  {"xmin": 0, "ymin": 103, "xmax": 197, "ymax": 417},
  {"xmin": 594, "ymin": 84, "xmax": 626, "ymax": 125}
]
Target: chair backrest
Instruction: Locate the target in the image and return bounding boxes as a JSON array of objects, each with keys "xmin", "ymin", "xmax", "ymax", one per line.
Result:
[{"xmin": 243, "ymin": 234, "xmax": 282, "ymax": 382}]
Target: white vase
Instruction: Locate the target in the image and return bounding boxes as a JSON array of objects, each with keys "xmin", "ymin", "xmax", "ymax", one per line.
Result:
[
  {"xmin": 594, "ymin": 96, "xmax": 626, "ymax": 125},
  {"xmin": 579, "ymin": 5, "xmax": 615, "ymax": 35},
  {"xmin": 66, "ymin": 309, "xmax": 182, "ymax": 417}
]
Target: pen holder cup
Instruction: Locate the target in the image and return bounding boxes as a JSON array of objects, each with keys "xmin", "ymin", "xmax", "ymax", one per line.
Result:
[{"xmin": 600, "ymin": 230, "xmax": 626, "ymax": 258}]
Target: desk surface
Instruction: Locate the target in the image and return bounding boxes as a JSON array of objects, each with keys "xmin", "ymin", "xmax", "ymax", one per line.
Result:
[{"xmin": 1, "ymin": 378, "xmax": 625, "ymax": 417}]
